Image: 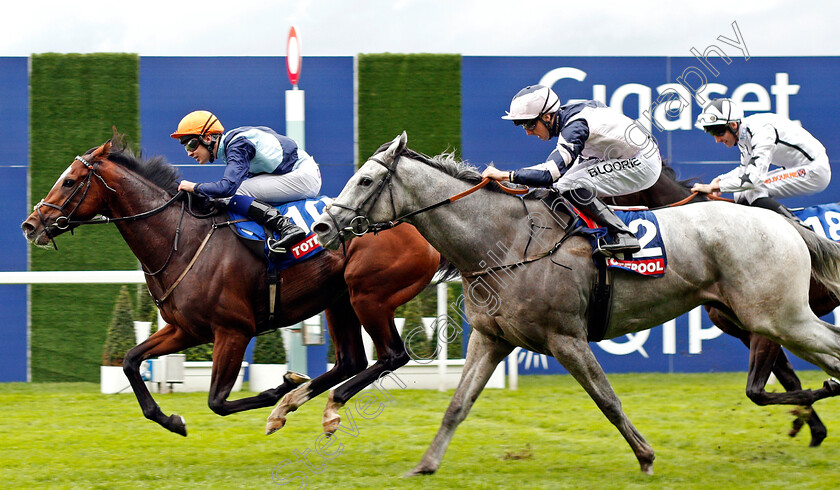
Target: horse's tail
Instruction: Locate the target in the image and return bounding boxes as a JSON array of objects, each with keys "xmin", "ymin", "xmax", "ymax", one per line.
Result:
[
  {"xmin": 794, "ymin": 223, "xmax": 840, "ymax": 298},
  {"xmin": 432, "ymin": 256, "xmax": 461, "ymax": 285}
]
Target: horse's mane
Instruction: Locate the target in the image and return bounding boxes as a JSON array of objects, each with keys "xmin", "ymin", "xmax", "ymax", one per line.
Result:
[
  {"xmin": 94, "ymin": 137, "xmax": 182, "ymax": 196},
  {"xmin": 660, "ymin": 159, "xmax": 704, "ymax": 192},
  {"xmin": 371, "ymin": 141, "xmax": 536, "ymax": 197}
]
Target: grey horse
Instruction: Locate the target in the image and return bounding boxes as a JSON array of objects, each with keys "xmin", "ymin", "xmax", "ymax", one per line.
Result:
[{"xmin": 312, "ymin": 132, "xmax": 840, "ymax": 476}]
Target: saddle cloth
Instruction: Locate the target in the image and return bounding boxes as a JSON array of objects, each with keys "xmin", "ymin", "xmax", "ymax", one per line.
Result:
[
  {"xmin": 228, "ymin": 196, "xmax": 332, "ymax": 271},
  {"xmin": 573, "ymin": 207, "xmax": 668, "ymax": 278},
  {"xmin": 793, "ymin": 202, "xmax": 840, "ymax": 242}
]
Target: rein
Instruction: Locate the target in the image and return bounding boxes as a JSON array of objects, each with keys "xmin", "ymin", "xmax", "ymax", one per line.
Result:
[
  {"xmin": 34, "ymin": 155, "xmax": 187, "ymax": 249},
  {"xmin": 36, "ymin": 154, "xmax": 224, "ymax": 305},
  {"xmin": 328, "ymin": 153, "xmax": 528, "ymax": 237},
  {"xmin": 367, "ymin": 176, "xmax": 528, "ymax": 233},
  {"xmin": 326, "ymin": 150, "xmax": 575, "ymax": 278},
  {"xmin": 667, "ymin": 191, "xmax": 735, "ymax": 207}
]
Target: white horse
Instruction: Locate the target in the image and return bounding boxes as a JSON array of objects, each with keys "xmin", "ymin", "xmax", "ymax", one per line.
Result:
[{"xmin": 313, "ymin": 132, "xmax": 840, "ymax": 476}]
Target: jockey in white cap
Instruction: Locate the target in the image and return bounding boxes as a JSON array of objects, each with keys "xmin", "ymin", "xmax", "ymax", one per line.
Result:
[{"xmin": 483, "ymin": 84, "xmax": 663, "ymax": 256}]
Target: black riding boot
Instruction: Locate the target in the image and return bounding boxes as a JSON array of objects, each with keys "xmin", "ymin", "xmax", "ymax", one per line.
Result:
[
  {"xmin": 751, "ymin": 197, "xmax": 804, "ymax": 224},
  {"xmin": 563, "ymin": 188, "xmax": 641, "ymax": 256},
  {"xmin": 246, "ymin": 200, "xmax": 307, "ymax": 254}
]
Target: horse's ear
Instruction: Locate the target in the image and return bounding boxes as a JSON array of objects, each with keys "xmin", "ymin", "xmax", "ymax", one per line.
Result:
[
  {"xmin": 383, "ymin": 132, "xmax": 407, "ymax": 162},
  {"xmin": 91, "ymin": 140, "xmax": 112, "ymax": 159}
]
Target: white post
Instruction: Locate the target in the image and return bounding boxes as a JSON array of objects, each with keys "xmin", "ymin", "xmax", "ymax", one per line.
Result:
[
  {"xmin": 286, "ymin": 89, "xmax": 306, "ymax": 151},
  {"xmin": 284, "ymin": 32, "xmax": 307, "ymax": 374},
  {"xmin": 437, "ymin": 282, "xmax": 448, "ymax": 392},
  {"xmin": 507, "ymin": 347, "xmax": 519, "ymax": 390}
]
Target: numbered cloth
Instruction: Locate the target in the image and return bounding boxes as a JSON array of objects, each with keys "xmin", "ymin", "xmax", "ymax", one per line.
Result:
[
  {"xmin": 577, "ymin": 209, "xmax": 667, "ymax": 277},
  {"xmin": 228, "ymin": 196, "xmax": 331, "ymax": 270},
  {"xmin": 609, "ymin": 210, "xmax": 667, "ymax": 277},
  {"xmin": 794, "ymin": 202, "xmax": 840, "ymax": 242}
]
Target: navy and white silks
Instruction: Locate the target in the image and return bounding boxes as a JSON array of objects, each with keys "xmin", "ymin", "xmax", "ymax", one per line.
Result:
[
  {"xmin": 193, "ymin": 126, "xmax": 322, "ymax": 204},
  {"xmin": 511, "ymin": 101, "xmax": 662, "ymax": 197},
  {"xmin": 716, "ymin": 113, "xmax": 830, "ymax": 204}
]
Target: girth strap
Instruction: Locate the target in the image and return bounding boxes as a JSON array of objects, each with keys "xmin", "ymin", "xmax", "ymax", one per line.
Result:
[
  {"xmin": 268, "ymin": 268, "xmax": 279, "ymax": 323},
  {"xmin": 586, "ymin": 257, "xmax": 613, "ymax": 342}
]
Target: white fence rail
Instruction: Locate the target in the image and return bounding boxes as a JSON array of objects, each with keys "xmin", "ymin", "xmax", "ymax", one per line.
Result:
[
  {"xmin": 1, "ymin": 271, "xmax": 509, "ymax": 391},
  {"xmin": 0, "ymin": 270, "xmax": 145, "ymax": 284}
]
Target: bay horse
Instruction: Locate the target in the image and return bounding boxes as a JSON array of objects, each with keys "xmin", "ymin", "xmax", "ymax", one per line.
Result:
[
  {"xmin": 313, "ymin": 132, "xmax": 840, "ymax": 476},
  {"xmin": 608, "ymin": 164, "xmax": 839, "ymax": 446},
  {"xmin": 21, "ymin": 136, "xmax": 445, "ymax": 437}
]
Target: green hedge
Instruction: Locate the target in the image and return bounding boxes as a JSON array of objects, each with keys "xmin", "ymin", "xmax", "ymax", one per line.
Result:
[
  {"xmin": 358, "ymin": 54, "xmax": 464, "ymax": 356},
  {"xmin": 29, "ymin": 53, "xmax": 140, "ymax": 381},
  {"xmin": 357, "ymin": 53, "xmax": 461, "ymax": 163}
]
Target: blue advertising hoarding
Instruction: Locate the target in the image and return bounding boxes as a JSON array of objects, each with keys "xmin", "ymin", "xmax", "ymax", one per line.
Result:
[
  {"xmin": 3, "ymin": 55, "xmax": 840, "ymax": 382},
  {"xmin": 462, "ymin": 56, "xmax": 840, "ymax": 208},
  {"xmin": 0, "ymin": 57, "xmax": 29, "ymax": 382},
  {"xmin": 462, "ymin": 55, "xmax": 840, "ymax": 375}
]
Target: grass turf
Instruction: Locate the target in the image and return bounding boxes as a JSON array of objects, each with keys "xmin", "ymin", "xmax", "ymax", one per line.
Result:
[{"xmin": 2, "ymin": 372, "xmax": 840, "ymax": 489}]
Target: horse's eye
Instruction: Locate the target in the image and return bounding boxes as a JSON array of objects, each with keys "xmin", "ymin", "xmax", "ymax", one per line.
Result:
[
  {"xmin": 359, "ymin": 176, "xmax": 373, "ymax": 187},
  {"xmin": 62, "ymin": 179, "xmax": 75, "ymax": 188}
]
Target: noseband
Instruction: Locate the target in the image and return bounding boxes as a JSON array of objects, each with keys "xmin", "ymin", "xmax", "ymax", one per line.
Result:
[{"xmin": 325, "ymin": 155, "xmax": 401, "ymax": 240}]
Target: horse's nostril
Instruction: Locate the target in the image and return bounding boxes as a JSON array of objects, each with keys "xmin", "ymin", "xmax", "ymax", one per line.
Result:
[{"xmin": 313, "ymin": 222, "xmax": 329, "ymax": 234}]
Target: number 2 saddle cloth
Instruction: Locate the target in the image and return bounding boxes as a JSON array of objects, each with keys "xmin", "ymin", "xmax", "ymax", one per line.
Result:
[{"xmin": 575, "ymin": 201, "xmax": 840, "ymax": 279}]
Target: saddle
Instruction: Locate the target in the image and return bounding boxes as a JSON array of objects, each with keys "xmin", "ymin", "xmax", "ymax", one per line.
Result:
[
  {"xmin": 227, "ymin": 196, "xmax": 330, "ymax": 270},
  {"xmin": 226, "ymin": 196, "xmax": 331, "ymax": 325},
  {"xmin": 536, "ymin": 190, "xmax": 668, "ymax": 341}
]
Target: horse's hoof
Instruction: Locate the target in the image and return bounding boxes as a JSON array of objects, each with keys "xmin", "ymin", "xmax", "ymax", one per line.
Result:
[
  {"xmin": 825, "ymin": 378, "xmax": 840, "ymax": 395},
  {"xmin": 810, "ymin": 429, "xmax": 827, "ymax": 447},
  {"xmin": 640, "ymin": 463, "xmax": 654, "ymax": 475},
  {"xmin": 323, "ymin": 416, "xmax": 340, "ymax": 434},
  {"xmin": 284, "ymin": 371, "xmax": 310, "ymax": 385},
  {"xmin": 403, "ymin": 466, "xmax": 435, "ymax": 477},
  {"xmin": 265, "ymin": 417, "xmax": 287, "ymax": 435},
  {"xmin": 168, "ymin": 414, "xmax": 187, "ymax": 437}
]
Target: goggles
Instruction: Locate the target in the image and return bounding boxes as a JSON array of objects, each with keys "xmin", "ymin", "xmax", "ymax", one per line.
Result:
[
  {"xmin": 515, "ymin": 118, "xmax": 539, "ymax": 131},
  {"xmin": 182, "ymin": 137, "xmax": 202, "ymax": 152}
]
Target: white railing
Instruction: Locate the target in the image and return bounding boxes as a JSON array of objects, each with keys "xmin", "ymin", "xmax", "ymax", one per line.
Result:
[
  {"xmin": 1, "ymin": 271, "xmax": 496, "ymax": 391},
  {"xmin": 0, "ymin": 270, "xmax": 145, "ymax": 284}
]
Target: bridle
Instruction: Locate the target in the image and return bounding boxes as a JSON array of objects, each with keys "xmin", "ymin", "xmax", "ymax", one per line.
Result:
[
  {"xmin": 33, "ymin": 154, "xmax": 185, "ymax": 250},
  {"xmin": 323, "ymin": 152, "xmax": 527, "ymax": 252},
  {"xmin": 33, "ymin": 152, "xmax": 227, "ymax": 305}
]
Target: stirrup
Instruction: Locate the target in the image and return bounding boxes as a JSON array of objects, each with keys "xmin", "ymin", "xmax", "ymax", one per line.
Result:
[
  {"xmin": 266, "ymin": 237, "xmax": 289, "ymax": 254},
  {"xmin": 266, "ymin": 228, "xmax": 307, "ymax": 254},
  {"xmin": 595, "ymin": 234, "xmax": 641, "ymax": 257}
]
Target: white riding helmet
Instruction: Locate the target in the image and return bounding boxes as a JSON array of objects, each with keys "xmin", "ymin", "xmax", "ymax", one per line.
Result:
[
  {"xmin": 501, "ymin": 85, "xmax": 561, "ymax": 121},
  {"xmin": 695, "ymin": 98, "xmax": 743, "ymax": 129}
]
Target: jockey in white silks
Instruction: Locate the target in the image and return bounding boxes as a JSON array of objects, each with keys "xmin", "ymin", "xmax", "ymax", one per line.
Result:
[
  {"xmin": 482, "ymin": 84, "xmax": 662, "ymax": 256},
  {"xmin": 691, "ymin": 98, "xmax": 830, "ymax": 220}
]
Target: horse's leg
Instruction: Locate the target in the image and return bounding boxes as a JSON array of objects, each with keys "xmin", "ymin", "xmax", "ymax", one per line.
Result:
[
  {"xmin": 204, "ymin": 329, "xmax": 307, "ymax": 416},
  {"xmin": 123, "ymin": 324, "xmax": 204, "ymax": 436},
  {"xmin": 266, "ymin": 295, "xmax": 368, "ymax": 434},
  {"xmin": 321, "ymin": 293, "xmax": 417, "ymax": 433},
  {"xmin": 708, "ymin": 306, "xmax": 828, "ymax": 445},
  {"xmin": 407, "ymin": 328, "xmax": 513, "ymax": 476},
  {"xmin": 548, "ymin": 334, "xmax": 655, "ymax": 475},
  {"xmin": 768, "ymin": 347, "xmax": 829, "ymax": 446},
  {"xmin": 321, "ymin": 226, "xmax": 439, "ymax": 433}
]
